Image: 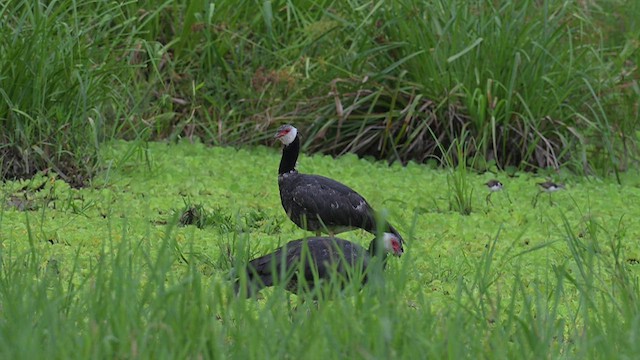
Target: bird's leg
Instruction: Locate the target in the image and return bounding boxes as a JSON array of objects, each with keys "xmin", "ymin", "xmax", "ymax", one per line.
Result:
[
  {"xmin": 485, "ymin": 193, "xmax": 493, "ymax": 206},
  {"xmin": 532, "ymin": 192, "xmax": 541, "ymax": 208},
  {"xmin": 505, "ymin": 191, "xmax": 513, "ymax": 204}
]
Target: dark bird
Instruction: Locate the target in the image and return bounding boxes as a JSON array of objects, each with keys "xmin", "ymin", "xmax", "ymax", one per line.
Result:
[
  {"xmin": 235, "ymin": 233, "xmax": 403, "ymax": 297},
  {"xmin": 274, "ymin": 124, "xmax": 404, "ymax": 245}
]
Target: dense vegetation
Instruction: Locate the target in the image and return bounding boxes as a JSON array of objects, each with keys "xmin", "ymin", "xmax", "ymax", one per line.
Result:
[
  {"xmin": 1, "ymin": 142, "xmax": 639, "ymax": 358},
  {"xmin": 1, "ymin": 0, "xmax": 639, "ymax": 185},
  {"xmin": 1, "ymin": 0, "xmax": 639, "ymax": 358}
]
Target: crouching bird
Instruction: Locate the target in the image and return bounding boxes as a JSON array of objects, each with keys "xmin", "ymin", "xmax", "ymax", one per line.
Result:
[{"xmin": 234, "ymin": 233, "xmax": 403, "ymax": 298}]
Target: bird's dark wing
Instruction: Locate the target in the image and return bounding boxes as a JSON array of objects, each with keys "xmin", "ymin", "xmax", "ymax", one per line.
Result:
[
  {"xmin": 241, "ymin": 238, "xmax": 371, "ymax": 295},
  {"xmin": 297, "ymin": 238, "xmax": 369, "ymax": 283},
  {"xmin": 246, "ymin": 238, "xmax": 334, "ymax": 291},
  {"xmin": 288, "ymin": 174, "xmax": 377, "ymax": 231},
  {"xmin": 245, "ymin": 239, "xmax": 304, "ymax": 287}
]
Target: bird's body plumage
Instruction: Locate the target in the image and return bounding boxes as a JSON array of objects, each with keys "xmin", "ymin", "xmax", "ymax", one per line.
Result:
[
  {"xmin": 275, "ymin": 124, "xmax": 404, "ymax": 244},
  {"xmin": 538, "ymin": 181, "xmax": 564, "ymax": 192},
  {"xmin": 235, "ymin": 235, "xmax": 401, "ymax": 297},
  {"xmin": 485, "ymin": 179, "xmax": 503, "ymax": 192},
  {"xmin": 279, "ymin": 171, "xmax": 380, "ymax": 236}
]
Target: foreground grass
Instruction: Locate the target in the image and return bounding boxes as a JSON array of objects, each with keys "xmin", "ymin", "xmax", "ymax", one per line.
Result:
[{"xmin": 1, "ymin": 141, "xmax": 639, "ymax": 358}]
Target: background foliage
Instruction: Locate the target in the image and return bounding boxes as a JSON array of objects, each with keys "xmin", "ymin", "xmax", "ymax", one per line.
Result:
[{"xmin": 1, "ymin": 0, "xmax": 638, "ymax": 185}]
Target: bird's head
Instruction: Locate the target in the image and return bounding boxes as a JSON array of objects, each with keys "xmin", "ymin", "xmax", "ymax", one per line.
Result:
[
  {"xmin": 485, "ymin": 179, "xmax": 503, "ymax": 191},
  {"xmin": 382, "ymin": 232, "xmax": 404, "ymax": 257},
  {"xmin": 274, "ymin": 124, "xmax": 298, "ymax": 146}
]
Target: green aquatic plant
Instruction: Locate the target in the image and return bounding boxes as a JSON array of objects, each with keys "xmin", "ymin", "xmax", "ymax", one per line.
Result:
[{"xmin": 0, "ymin": 142, "xmax": 638, "ymax": 357}]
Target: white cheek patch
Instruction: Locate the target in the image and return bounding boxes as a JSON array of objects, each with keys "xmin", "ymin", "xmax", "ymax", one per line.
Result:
[
  {"xmin": 280, "ymin": 127, "xmax": 297, "ymax": 145},
  {"xmin": 382, "ymin": 232, "xmax": 396, "ymax": 253}
]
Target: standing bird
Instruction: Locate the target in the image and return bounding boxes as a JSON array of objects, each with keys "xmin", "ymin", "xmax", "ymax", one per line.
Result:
[
  {"xmin": 484, "ymin": 179, "xmax": 509, "ymax": 205},
  {"xmin": 235, "ymin": 233, "xmax": 403, "ymax": 297},
  {"xmin": 537, "ymin": 181, "xmax": 565, "ymax": 193},
  {"xmin": 274, "ymin": 124, "xmax": 404, "ymax": 246},
  {"xmin": 485, "ymin": 179, "xmax": 504, "ymax": 192},
  {"xmin": 533, "ymin": 180, "xmax": 565, "ymax": 207}
]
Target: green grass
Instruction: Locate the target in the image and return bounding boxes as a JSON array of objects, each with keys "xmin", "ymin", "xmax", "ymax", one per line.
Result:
[
  {"xmin": 1, "ymin": 1, "xmax": 638, "ymax": 357},
  {"xmin": 1, "ymin": 141, "xmax": 639, "ymax": 358},
  {"xmin": 1, "ymin": 0, "xmax": 638, "ymax": 182},
  {"xmin": 0, "ymin": 0, "xmax": 136, "ymax": 185}
]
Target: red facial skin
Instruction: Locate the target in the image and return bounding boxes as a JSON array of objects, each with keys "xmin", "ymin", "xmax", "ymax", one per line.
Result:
[
  {"xmin": 275, "ymin": 129, "xmax": 290, "ymax": 139},
  {"xmin": 392, "ymin": 239, "xmax": 403, "ymax": 255}
]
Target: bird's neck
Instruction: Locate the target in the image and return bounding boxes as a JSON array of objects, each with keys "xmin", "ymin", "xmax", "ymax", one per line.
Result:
[
  {"xmin": 279, "ymin": 135, "xmax": 300, "ymax": 175},
  {"xmin": 367, "ymin": 239, "xmax": 390, "ymax": 266}
]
